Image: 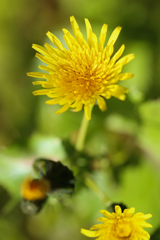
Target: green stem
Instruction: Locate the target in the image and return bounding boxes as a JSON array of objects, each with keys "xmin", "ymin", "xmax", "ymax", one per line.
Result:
[
  {"xmin": 85, "ymin": 176, "xmax": 111, "ymax": 206},
  {"xmin": 75, "ymin": 112, "xmax": 89, "ymax": 152}
]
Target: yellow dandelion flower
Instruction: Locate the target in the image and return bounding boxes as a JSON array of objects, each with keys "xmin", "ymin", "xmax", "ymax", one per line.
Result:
[
  {"xmin": 81, "ymin": 205, "xmax": 152, "ymax": 240},
  {"xmin": 28, "ymin": 16, "xmax": 135, "ymax": 120}
]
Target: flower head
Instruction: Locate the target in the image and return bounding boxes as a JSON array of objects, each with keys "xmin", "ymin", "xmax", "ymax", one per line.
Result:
[
  {"xmin": 28, "ymin": 16, "xmax": 135, "ymax": 120},
  {"xmin": 20, "ymin": 159, "xmax": 75, "ymax": 215},
  {"xmin": 81, "ymin": 205, "xmax": 152, "ymax": 240},
  {"xmin": 21, "ymin": 178, "xmax": 50, "ymax": 201},
  {"xmin": 33, "ymin": 158, "xmax": 75, "ymax": 195}
]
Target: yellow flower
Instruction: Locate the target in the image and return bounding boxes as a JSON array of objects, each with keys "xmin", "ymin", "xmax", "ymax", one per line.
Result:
[
  {"xmin": 81, "ymin": 205, "xmax": 152, "ymax": 240},
  {"xmin": 28, "ymin": 16, "xmax": 135, "ymax": 120},
  {"xmin": 21, "ymin": 178, "xmax": 50, "ymax": 201}
]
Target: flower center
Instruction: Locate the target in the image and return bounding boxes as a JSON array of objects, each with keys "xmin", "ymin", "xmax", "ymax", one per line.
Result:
[
  {"xmin": 21, "ymin": 178, "xmax": 50, "ymax": 201},
  {"xmin": 56, "ymin": 46, "xmax": 110, "ymax": 103},
  {"xmin": 116, "ymin": 222, "xmax": 132, "ymax": 239}
]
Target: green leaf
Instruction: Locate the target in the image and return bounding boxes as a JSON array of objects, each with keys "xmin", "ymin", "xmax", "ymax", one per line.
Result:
[
  {"xmin": 138, "ymin": 100, "xmax": 160, "ymax": 161},
  {"xmin": 28, "ymin": 132, "xmax": 67, "ymax": 160},
  {"xmin": 139, "ymin": 100, "xmax": 160, "ymax": 127}
]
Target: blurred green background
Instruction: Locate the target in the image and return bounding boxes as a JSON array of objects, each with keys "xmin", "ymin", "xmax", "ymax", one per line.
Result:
[{"xmin": 0, "ymin": 0, "xmax": 160, "ymax": 239}]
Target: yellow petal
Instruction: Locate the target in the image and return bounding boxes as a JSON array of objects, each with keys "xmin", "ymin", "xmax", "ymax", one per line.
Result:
[
  {"xmin": 63, "ymin": 35, "xmax": 74, "ymax": 50},
  {"xmin": 32, "ymin": 81, "xmax": 46, "ymax": 85},
  {"xmin": 111, "ymin": 85, "xmax": 129, "ymax": 100},
  {"xmin": 70, "ymin": 101, "xmax": 78, "ymax": 108},
  {"xmin": 48, "ymin": 88, "xmax": 59, "ymax": 93},
  {"xmin": 32, "ymin": 44, "xmax": 49, "ymax": 56},
  {"xmin": 55, "ymin": 103, "xmax": 70, "ymax": 114},
  {"xmin": 90, "ymin": 224, "xmax": 102, "ymax": 230},
  {"xmin": 108, "ymin": 44, "xmax": 114, "ymax": 57},
  {"xmin": 134, "ymin": 213, "xmax": 152, "ymax": 221},
  {"xmin": 42, "ymin": 83, "xmax": 54, "ymax": 88},
  {"xmin": 111, "ymin": 44, "xmax": 125, "ymax": 63},
  {"xmin": 74, "ymin": 102, "xmax": 83, "ymax": 112},
  {"xmin": 63, "ymin": 28, "xmax": 79, "ymax": 49},
  {"xmin": 139, "ymin": 222, "xmax": 153, "ymax": 228},
  {"xmin": 99, "ymin": 210, "xmax": 114, "ymax": 219},
  {"xmin": 38, "ymin": 65, "xmax": 54, "ymax": 73},
  {"xmin": 70, "ymin": 16, "xmax": 80, "ymax": 39},
  {"xmin": 47, "ymin": 92, "xmax": 63, "ymax": 98},
  {"xmin": 85, "ymin": 18, "xmax": 93, "ymax": 48},
  {"xmin": 92, "ymin": 32, "xmax": 98, "ymax": 48},
  {"xmin": 124, "ymin": 207, "xmax": 135, "ymax": 217},
  {"xmin": 44, "ymin": 43, "xmax": 65, "ymax": 58},
  {"xmin": 119, "ymin": 73, "xmax": 134, "ymax": 81},
  {"xmin": 138, "ymin": 228, "xmax": 151, "ymax": 239},
  {"xmin": 107, "ymin": 26, "xmax": 122, "ymax": 46},
  {"xmin": 115, "ymin": 205, "xmax": 122, "ymax": 214},
  {"xmin": 81, "ymin": 229, "xmax": 99, "ymax": 238},
  {"xmin": 84, "ymin": 104, "xmax": 91, "ymax": 121},
  {"xmin": 33, "ymin": 81, "xmax": 54, "ymax": 88},
  {"xmin": 103, "ymin": 92, "xmax": 112, "ymax": 99},
  {"xmin": 59, "ymin": 97, "xmax": 69, "ymax": 105},
  {"xmin": 97, "ymin": 96, "xmax": 107, "ymax": 111},
  {"xmin": 116, "ymin": 53, "xmax": 135, "ymax": 66},
  {"xmin": 98, "ymin": 24, "xmax": 108, "ymax": 52},
  {"xmin": 36, "ymin": 53, "xmax": 57, "ymax": 67},
  {"xmin": 108, "ymin": 76, "xmax": 120, "ymax": 84},
  {"xmin": 96, "ymin": 217, "xmax": 107, "ymax": 222},
  {"xmin": 45, "ymin": 97, "xmax": 62, "ymax": 105},
  {"xmin": 33, "ymin": 89, "xmax": 49, "ymax": 95},
  {"xmin": 70, "ymin": 16, "xmax": 87, "ymax": 46},
  {"xmin": 70, "ymin": 101, "xmax": 83, "ymax": 112},
  {"xmin": 143, "ymin": 214, "xmax": 152, "ymax": 220},
  {"xmin": 27, "ymin": 72, "xmax": 50, "ymax": 79},
  {"xmin": 109, "ymin": 84, "xmax": 129, "ymax": 93},
  {"xmin": 46, "ymin": 31, "xmax": 65, "ymax": 51}
]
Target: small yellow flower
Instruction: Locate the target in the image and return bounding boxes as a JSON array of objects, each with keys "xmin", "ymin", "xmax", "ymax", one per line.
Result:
[
  {"xmin": 21, "ymin": 178, "xmax": 50, "ymax": 201},
  {"xmin": 81, "ymin": 205, "xmax": 152, "ymax": 240},
  {"xmin": 28, "ymin": 16, "xmax": 135, "ymax": 120}
]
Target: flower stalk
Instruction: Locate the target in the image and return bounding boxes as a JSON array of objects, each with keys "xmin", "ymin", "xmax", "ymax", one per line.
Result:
[
  {"xmin": 75, "ymin": 112, "xmax": 90, "ymax": 152},
  {"xmin": 85, "ymin": 176, "xmax": 111, "ymax": 205}
]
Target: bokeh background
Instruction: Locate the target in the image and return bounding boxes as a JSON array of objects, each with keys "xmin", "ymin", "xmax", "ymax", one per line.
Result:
[{"xmin": 0, "ymin": 0, "xmax": 160, "ymax": 239}]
